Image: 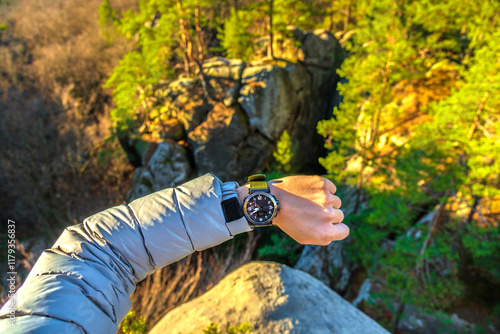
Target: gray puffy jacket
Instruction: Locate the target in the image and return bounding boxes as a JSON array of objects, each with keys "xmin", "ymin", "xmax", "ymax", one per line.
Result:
[{"xmin": 0, "ymin": 174, "xmax": 251, "ymax": 333}]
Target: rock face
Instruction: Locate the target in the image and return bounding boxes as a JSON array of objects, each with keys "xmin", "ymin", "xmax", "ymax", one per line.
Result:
[
  {"xmin": 295, "ymin": 186, "xmax": 358, "ymax": 294},
  {"xmin": 294, "ymin": 240, "xmax": 355, "ymax": 293},
  {"xmin": 150, "ymin": 262, "xmax": 389, "ymax": 334},
  {"xmin": 127, "ymin": 141, "xmax": 191, "ymax": 200},
  {"xmin": 126, "ymin": 27, "xmax": 344, "ymax": 200}
]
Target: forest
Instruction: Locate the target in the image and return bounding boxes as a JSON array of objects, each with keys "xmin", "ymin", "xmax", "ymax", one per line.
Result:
[{"xmin": 0, "ymin": 0, "xmax": 499, "ymax": 333}]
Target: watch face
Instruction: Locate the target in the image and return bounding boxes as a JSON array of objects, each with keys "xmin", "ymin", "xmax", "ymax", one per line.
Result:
[{"xmin": 244, "ymin": 192, "xmax": 277, "ymax": 225}]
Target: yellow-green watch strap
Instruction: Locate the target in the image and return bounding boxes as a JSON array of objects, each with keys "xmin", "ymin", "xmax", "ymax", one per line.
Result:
[{"xmin": 248, "ymin": 174, "xmax": 269, "ymax": 193}]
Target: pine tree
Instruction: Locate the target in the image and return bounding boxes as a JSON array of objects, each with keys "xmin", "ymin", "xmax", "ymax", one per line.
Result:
[{"xmin": 318, "ymin": 0, "xmax": 500, "ymax": 322}]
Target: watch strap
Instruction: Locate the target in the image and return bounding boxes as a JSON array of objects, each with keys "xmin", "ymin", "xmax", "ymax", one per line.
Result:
[{"xmin": 248, "ymin": 174, "xmax": 270, "ymax": 193}]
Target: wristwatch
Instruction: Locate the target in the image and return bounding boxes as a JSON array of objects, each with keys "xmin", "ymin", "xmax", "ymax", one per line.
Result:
[
  {"xmin": 242, "ymin": 174, "xmax": 280, "ymax": 227},
  {"xmin": 220, "ymin": 174, "xmax": 279, "ymax": 229}
]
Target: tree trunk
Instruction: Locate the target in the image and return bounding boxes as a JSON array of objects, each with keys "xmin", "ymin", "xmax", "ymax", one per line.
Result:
[
  {"xmin": 344, "ymin": 0, "xmax": 351, "ymax": 32},
  {"xmin": 194, "ymin": 0, "xmax": 204, "ymax": 64},
  {"xmin": 177, "ymin": 0, "xmax": 193, "ymax": 75},
  {"xmin": 267, "ymin": 0, "xmax": 274, "ymax": 59}
]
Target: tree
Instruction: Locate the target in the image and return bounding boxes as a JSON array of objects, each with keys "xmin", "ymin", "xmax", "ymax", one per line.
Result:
[
  {"xmin": 318, "ymin": 0, "xmax": 500, "ymax": 325},
  {"xmin": 103, "ymin": 0, "xmax": 220, "ymax": 131},
  {"xmin": 219, "ymin": 0, "xmax": 328, "ymax": 60},
  {"xmin": 220, "ymin": 7, "xmax": 255, "ymax": 60}
]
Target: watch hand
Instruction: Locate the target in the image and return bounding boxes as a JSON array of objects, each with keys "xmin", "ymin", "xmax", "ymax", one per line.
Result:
[{"xmin": 251, "ymin": 208, "xmax": 259, "ymax": 215}]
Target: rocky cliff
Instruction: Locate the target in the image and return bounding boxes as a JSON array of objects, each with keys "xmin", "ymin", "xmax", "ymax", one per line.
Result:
[
  {"xmin": 150, "ymin": 262, "xmax": 389, "ymax": 334},
  {"xmin": 126, "ymin": 27, "xmax": 344, "ymax": 200}
]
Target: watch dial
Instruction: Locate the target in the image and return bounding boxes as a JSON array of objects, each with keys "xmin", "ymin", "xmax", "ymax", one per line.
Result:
[{"xmin": 246, "ymin": 194, "xmax": 275, "ymax": 223}]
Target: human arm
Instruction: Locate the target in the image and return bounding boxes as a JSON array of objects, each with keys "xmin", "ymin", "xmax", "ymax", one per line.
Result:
[
  {"xmin": 0, "ymin": 173, "xmax": 348, "ymax": 333},
  {"xmin": 0, "ymin": 174, "xmax": 250, "ymax": 333}
]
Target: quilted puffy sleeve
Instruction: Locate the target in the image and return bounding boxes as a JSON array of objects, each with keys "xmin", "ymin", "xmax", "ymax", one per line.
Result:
[{"xmin": 0, "ymin": 174, "xmax": 251, "ymax": 333}]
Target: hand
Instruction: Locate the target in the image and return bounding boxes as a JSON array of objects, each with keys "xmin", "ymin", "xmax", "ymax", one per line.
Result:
[{"xmin": 237, "ymin": 175, "xmax": 349, "ymax": 245}]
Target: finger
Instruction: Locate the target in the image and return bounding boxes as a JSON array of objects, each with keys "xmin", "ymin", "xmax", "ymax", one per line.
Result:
[
  {"xmin": 322, "ymin": 177, "xmax": 337, "ymax": 194},
  {"xmin": 327, "ymin": 194, "xmax": 342, "ymax": 209},
  {"xmin": 329, "ymin": 223, "xmax": 350, "ymax": 241},
  {"xmin": 331, "ymin": 208, "xmax": 344, "ymax": 223}
]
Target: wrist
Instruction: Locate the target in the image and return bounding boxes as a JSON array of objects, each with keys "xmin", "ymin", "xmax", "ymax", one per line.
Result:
[{"xmin": 236, "ymin": 184, "xmax": 249, "ymax": 203}]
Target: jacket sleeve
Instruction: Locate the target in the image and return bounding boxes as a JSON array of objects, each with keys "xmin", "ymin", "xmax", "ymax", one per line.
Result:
[{"xmin": 0, "ymin": 174, "xmax": 251, "ymax": 333}]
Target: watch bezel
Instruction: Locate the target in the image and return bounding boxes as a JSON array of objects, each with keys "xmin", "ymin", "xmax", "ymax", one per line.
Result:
[{"xmin": 243, "ymin": 191, "xmax": 278, "ymax": 226}]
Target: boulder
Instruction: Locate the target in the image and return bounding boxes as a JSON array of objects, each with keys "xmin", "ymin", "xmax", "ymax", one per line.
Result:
[{"xmin": 150, "ymin": 262, "xmax": 389, "ymax": 334}]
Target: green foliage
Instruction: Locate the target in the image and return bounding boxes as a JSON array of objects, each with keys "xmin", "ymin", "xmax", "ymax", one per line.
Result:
[
  {"xmin": 98, "ymin": 0, "xmax": 119, "ymax": 43},
  {"xmin": 202, "ymin": 322, "xmax": 252, "ymax": 334},
  {"xmin": 318, "ymin": 0, "xmax": 500, "ymax": 320},
  {"xmin": 416, "ymin": 29, "xmax": 500, "ymax": 200},
  {"xmin": 104, "ymin": 49, "xmax": 173, "ymax": 131},
  {"xmin": 119, "ymin": 311, "xmax": 148, "ymax": 334},
  {"xmin": 105, "ymin": 0, "xmax": 334, "ymax": 131},
  {"xmin": 98, "ymin": 0, "xmax": 117, "ymax": 28},
  {"xmin": 462, "ymin": 224, "xmax": 500, "ymax": 282},
  {"xmin": 219, "ymin": 8, "xmax": 255, "ymax": 60},
  {"xmin": 273, "ymin": 130, "xmax": 294, "ymax": 173},
  {"xmin": 379, "ymin": 225, "xmax": 464, "ymax": 310},
  {"xmin": 103, "ymin": 0, "xmax": 191, "ymax": 131},
  {"xmin": 219, "ymin": 0, "xmax": 328, "ymax": 59},
  {"xmin": 272, "ymin": 0, "xmax": 327, "ymax": 33},
  {"xmin": 258, "ymin": 228, "xmax": 303, "ymax": 266}
]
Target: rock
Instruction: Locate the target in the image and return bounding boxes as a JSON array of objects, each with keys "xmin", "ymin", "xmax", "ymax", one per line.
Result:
[
  {"xmin": 352, "ymin": 279, "xmax": 372, "ymax": 308},
  {"xmin": 238, "ymin": 62, "xmax": 310, "ymax": 140},
  {"xmin": 302, "ymin": 29, "xmax": 343, "ymax": 69},
  {"xmin": 188, "ymin": 102, "xmax": 268, "ymax": 179},
  {"xmin": 158, "ymin": 77, "xmax": 198, "ymax": 102},
  {"xmin": 157, "ymin": 118, "xmax": 184, "ymax": 141},
  {"xmin": 294, "ymin": 240, "xmax": 355, "ymax": 293},
  {"xmin": 128, "ymin": 28, "xmax": 344, "ymax": 190},
  {"xmin": 202, "ymin": 57, "xmax": 246, "ymax": 80},
  {"xmin": 127, "ymin": 141, "xmax": 191, "ymax": 201},
  {"xmin": 398, "ymin": 305, "xmax": 477, "ymax": 334},
  {"xmin": 170, "ymin": 95, "xmax": 211, "ymax": 132},
  {"xmin": 253, "ymin": 34, "xmax": 304, "ymax": 61},
  {"xmin": 150, "ymin": 262, "xmax": 389, "ymax": 334},
  {"xmin": 252, "ymin": 27, "xmax": 343, "ymax": 70},
  {"xmin": 287, "ymin": 25, "xmax": 305, "ymax": 43}
]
